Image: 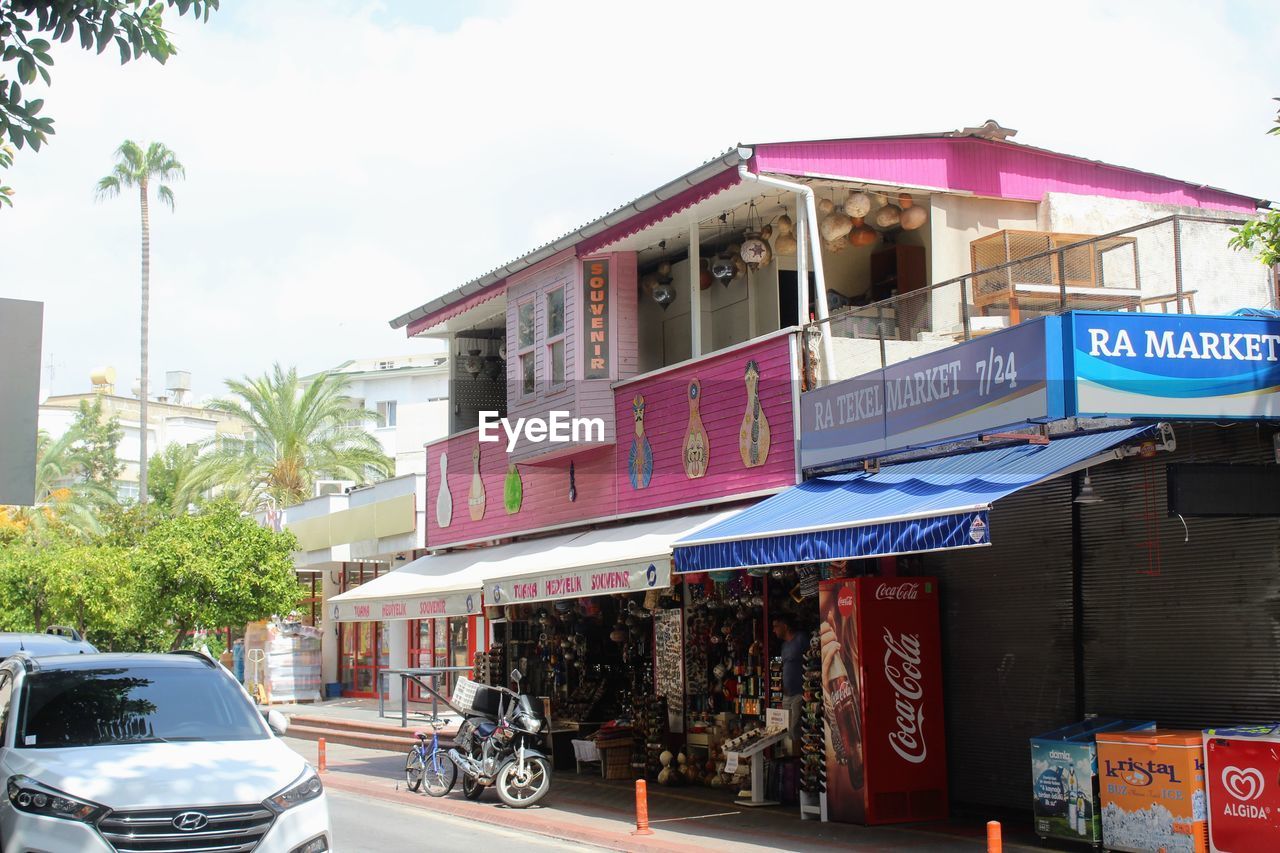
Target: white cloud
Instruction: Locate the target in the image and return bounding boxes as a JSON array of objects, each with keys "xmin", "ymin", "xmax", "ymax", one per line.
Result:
[{"xmin": 4, "ymin": 0, "xmax": 1277, "ymax": 400}]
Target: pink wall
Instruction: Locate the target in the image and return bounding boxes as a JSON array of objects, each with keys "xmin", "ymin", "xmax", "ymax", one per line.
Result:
[
  {"xmin": 752, "ymin": 137, "xmax": 1259, "ymax": 213},
  {"xmin": 613, "ymin": 332, "xmax": 798, "ymax": 515},
  {"xmin": 424, "ymin": 332, "xmax": 800, "ymax": 548}
]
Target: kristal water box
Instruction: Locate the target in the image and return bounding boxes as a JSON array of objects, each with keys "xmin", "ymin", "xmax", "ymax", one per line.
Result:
[
  {"xmin": 1097, "ymin": 729, "xmax": 1207, "ymax": 853},
  {"xmin": 1030, "ymin": 718, "xmax": 1155, "ymax": 846},
  {"xmin": 1202, "ymin": 724, "xmax": 1280, "ymax": 853}
]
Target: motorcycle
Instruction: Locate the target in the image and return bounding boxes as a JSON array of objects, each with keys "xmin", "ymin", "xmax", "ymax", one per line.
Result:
[{"xmin": 448, "ymin": 669, "xmax": 552, "ymax": 808}]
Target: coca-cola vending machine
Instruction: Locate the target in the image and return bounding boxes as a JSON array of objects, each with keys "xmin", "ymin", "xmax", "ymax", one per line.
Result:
[{"xmin": 818, "ymin": 576, "xmax": 948, "ymax": 825}]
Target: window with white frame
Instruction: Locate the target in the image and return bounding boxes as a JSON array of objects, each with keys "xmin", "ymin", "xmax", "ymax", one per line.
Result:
[
  {"xmin": 376, "ymin": 400, "xmax": 397, "ymax": 428},
  {"xmin": 546, "ymin": 286, "xmax": 565, "ymax": 387},
  {"xmin": 517, "ymin": 299, "xmax": 536, "ymax": 397}
]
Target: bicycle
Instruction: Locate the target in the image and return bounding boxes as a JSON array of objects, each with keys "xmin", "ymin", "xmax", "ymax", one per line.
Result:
[{"xmin": 405, "ymin": 716, "xmax": 456, "ymax": 796}]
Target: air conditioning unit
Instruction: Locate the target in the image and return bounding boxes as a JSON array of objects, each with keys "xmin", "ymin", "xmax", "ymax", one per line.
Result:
[{"xmin": 314, "ymin": 480, "xmax": 356, "ymax": 497}]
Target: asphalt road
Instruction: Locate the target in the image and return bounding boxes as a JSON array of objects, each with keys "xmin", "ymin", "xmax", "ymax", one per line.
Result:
[{"xmin": 327, "ymin": 788, "xmax": 605, "ymax": 852}]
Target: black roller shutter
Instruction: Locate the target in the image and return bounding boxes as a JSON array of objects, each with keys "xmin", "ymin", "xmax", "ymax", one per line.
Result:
[
  {"xmin": 1080, "ymin": 422, "xmax": 1280, "ymax": 726},
  {"xmin": 909, "ymin": 478, "xmax": 1075, "ymax": 810}
]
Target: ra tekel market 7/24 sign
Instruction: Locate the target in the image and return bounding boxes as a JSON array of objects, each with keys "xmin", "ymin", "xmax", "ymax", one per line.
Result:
[{"xmin": 800, "ymin": 311, "xmax": 1280, "ymax": 469}]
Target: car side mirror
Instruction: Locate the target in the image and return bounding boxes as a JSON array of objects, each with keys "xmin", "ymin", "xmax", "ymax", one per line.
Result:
[{"xmin": 263, "ymin": 709, "xmax": 289, "ymax": 737}]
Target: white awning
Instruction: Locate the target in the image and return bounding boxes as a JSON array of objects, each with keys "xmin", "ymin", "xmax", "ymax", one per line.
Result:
[
  {"xmin": 327, "ymin": 532, "xmax": 582, "ymax": 622},
  {"xmin": 329, "ymin": 509, "xmax": 744, "ymax": 621},
  {"xmin": 483, "ymin": 510, "xmax": 739, "ymax": 607}
]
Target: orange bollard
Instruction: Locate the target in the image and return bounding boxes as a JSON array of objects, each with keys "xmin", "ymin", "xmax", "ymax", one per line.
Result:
[
  {"xmin": 317, "ymin": 737, "xmax": 327, "ymax": 773},
  {"xmin": 632, "ymin": 779, "xmax": 654, "ymax": 836},
  {"xmin": 986, "ymin": 820, "xmax": 1002, "ymax": 853}
]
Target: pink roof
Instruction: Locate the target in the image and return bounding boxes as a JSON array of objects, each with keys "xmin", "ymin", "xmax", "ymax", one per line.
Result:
[{"xmin": 751, "ymin": 136, "xmax": 1260, "ymax": 213}]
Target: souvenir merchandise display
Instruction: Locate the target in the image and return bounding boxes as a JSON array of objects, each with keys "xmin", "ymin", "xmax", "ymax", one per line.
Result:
[
  {"xmin": 639, "ymin": 695, "xmax": 669, "ymax": 781},
  {"xmin": 800, "ymin": 634, "xmax": 827, "ymax": 796}
]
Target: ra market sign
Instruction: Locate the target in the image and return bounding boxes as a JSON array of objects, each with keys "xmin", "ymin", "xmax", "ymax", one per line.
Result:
[
  {"xmin": 331, "ymin": 589, "xmax": 480, "ymax": 622},
  {"xmin": 800, "ymin": 319, "xmax": 1063, "ymax": 468},
  {"xmin": 487, "ymin": 559, "xmax": 669, "ymax": 606},
  {"xmin": 1067, "ymin": 312, "xmax": 1280, "ymax": 419}
]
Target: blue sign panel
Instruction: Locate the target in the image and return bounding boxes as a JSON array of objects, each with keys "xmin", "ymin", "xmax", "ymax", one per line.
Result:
[
  {"xmin": 800, "ymin": 319, "xmax": 1063, "ymax": 468},
  {"xmin": 1067, "ymin": 312, "xmax": 1280, "ymax": 419}
]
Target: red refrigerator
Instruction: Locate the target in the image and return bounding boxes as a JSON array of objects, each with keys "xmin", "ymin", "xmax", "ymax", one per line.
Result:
[{"xmin": 818, "ymin": 576, "xmax": 948, "ymax": 825}]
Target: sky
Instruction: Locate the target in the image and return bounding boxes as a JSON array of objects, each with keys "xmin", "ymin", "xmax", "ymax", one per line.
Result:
[{"xmin": 4, "ymin": 0, "xmax": 1278, "ymax": 401}]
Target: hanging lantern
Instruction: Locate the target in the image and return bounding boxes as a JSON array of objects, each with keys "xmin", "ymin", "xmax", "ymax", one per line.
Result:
[
  {"xmin": 818, "ymin": 211, "xmax": 853, "ymax": 242},
  {"xmin": 652, "ymin": 277, "xmax": 676, "ymax": 309},
  {"xmin": 699, "ymin": 258, "xmax": 714, "ymax": 290},
  {"xmin": 901, "ymin": 204, "xmax": 928, "ymax": 230},
  {"xmin": 710, "ymin": 255, "xmax": 735, "ymax": 286},
  {"xmin": 740, "ymin": 231, "xmax": 771, "ymax": 269},
  {"xmin": 817, "ymin": 198, "xmax": 835, "ymax": 216},
  {"xmin": 872, "ymin": 203, "xmax": 902, "ymax": 230},
  {"xmin": 773, "ymin": 232, "xmax": 798, "ymax": 255},
  {"xmin": 462, "ymin": 349, "xmax": 483, "ymax": 377},
  {"xmin": 850, "ymin": 217, "xmax": 878, "ymax": 247},
  {"xmin": 844, "ymin": 192, "xmax": 872, "ymax": 219},
  {"xmin": 657, "ymin": 260, "xmax": 672, "ymax": 278},
  {"xmin": 774, "ymin": 213, "xmax": 794, "ymax": 236}
]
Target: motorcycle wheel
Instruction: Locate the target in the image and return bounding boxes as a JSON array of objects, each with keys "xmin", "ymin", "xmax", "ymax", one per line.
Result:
[
  {"xmin": 461, "ymin": 773, "xmax": 484, "ymax": 801},
  {"xmin": 495, "ymin": 756, "xmax": 552, "ymax": 809}
]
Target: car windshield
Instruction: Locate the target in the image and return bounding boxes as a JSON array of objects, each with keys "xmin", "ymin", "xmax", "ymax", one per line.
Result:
[{"xmin": 16, "ymin": 666, "xmax": 267, "ymax": 748}]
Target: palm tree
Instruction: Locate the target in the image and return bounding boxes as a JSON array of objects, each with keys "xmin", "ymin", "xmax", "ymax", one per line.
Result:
[
  {"xmin": 189, "ymin": 365, "xmax": 393, "ymax": 509},
  {"xmin": 95, "ymin": 140, "xmax": 185, "ymax": 506},
  {"xmin": 0, "ymin": 430, "xmax": 113, "ymax": 542}
]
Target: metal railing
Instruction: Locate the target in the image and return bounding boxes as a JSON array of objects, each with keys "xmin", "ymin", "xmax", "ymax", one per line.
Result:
[
  {"xmin": 804, "ymin": 214, "xmax": 1264, "ymax": 380},
  {"xmin": 377, "ymin": 665, "xmax": 473, "ymax": 727}
]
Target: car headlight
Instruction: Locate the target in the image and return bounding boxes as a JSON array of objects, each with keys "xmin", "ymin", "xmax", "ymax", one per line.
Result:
[
  {"xmin": 265, "ymin": 768, "xmax": 324, "ymax": 813},
  {"xmin": 6, "ymin": 775, "xmax": 107, "ymax": 823}
]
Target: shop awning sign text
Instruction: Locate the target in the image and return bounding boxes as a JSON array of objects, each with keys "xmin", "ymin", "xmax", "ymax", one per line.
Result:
[
  {"xmin": 488, "ymin": 559, "xmax": 670, "ymax": 606},
  {"xmin": 801, "ymin": 319, "xmax": 1062, "ymax": 468},
  {"xmin": 331, "ymin": 589, "xmax": 479, "ymax": 622},
  {"xmin": 1068, "ymin": 312, "xmax": 1280, "ymax": 419}
]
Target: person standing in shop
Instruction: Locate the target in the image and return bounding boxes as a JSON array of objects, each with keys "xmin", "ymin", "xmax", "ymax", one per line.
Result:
[{"xmin": 772, "ymin": 614, "xmax": 809, "ymax": 743}]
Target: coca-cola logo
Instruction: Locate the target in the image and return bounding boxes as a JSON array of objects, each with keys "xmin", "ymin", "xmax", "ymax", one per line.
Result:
[
  {"xmin": 883, "ymin": 628, "xmax": 927, "ymax": 765},
  {"xmin": 875, "ymin": 583, "xmax": 919, "ymax": 601},
  {"xmin": 837, "ymin": 589, "xmax": 855, "ymax": 616},
  {"xmin": 1223, "ymin": 766, "xmax": 1264, "ymax": 802}
]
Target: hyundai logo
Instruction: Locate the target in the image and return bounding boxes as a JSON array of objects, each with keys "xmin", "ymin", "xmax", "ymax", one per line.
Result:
[{"xmin": 172, "ymin": 811, "xmax": 209, "ymax": 832}]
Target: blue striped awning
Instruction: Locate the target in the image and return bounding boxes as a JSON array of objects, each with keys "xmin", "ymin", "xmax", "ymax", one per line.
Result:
[{"xmin": 674, "ymin": 427, "xmax": 1152, "ymax": 573}]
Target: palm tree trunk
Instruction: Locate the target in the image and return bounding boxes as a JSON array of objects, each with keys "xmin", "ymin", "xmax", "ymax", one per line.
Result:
[{"xmin": 139, "ymin": 181, "xmax": 150, "ymax": 506}]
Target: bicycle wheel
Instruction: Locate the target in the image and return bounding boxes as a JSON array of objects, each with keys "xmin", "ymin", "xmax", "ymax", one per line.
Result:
[
  {"xmin": 422, "ymin": 744, "xmax": 457, "ymax": 796},
  {"xmin": 405, "ymin": 747, "xmax": 426, "ymax": 793}
]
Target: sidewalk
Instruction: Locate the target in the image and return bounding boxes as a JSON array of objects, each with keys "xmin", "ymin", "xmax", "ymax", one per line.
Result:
[{"xmin": 285, "ymin": 738, "xmax": 1045, "ymax": 852}]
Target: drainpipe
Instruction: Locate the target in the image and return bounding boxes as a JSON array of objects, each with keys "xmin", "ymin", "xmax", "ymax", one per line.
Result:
[{"xmin": 737, "ymin": 157, "xmax": 837, "ymax": 383}]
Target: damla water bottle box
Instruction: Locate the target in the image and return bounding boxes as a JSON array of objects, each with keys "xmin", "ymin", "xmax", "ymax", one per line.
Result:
[{"xmin": 1030, "ymin": 719, "xmax": 1155, "ymax": 845}]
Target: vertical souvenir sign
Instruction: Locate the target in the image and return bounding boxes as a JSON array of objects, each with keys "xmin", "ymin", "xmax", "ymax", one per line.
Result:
[{"xmin": 583, "ymin": 258, "xmax": 610, "ymax": 379}]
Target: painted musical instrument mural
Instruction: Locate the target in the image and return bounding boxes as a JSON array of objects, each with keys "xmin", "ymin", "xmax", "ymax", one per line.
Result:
[
  {"xmin": 468, "ymin": 445, "xmax": 486, "ymax": 520},
  {"xmin": 504, "ymin": 463, "xmax": 523, "ymax": 514},
  {"xmin": 436, "ymin": 452, "xmax": 452, "ymax": 527},
  {"xmin": 628, "ymin": 394, "xmax": 654, "ymax": 490},
  {"xmin": 739, "ymin": 359, "xmax": 771, "ymax": 468},
  {"xmin": 682, "ymin": 378, "xmax": 709, "ymax": 479}
]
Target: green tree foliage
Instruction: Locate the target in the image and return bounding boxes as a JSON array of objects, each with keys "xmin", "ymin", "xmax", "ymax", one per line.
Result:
[
  {"xmin": 131, "ymin": 500, "xmax": 301, "ymax": 650},
  {"xmin": 0, "ymin": 428, "xmax": 112, "ymax": 541},
  {"xmin": 0, "ymin": 140, "xmax": 12, "ymax": 206},
  {"xmin": 191, "ymin": 364, "xmax": 392, "ymax": 509},
  {"xmin": 0, "ymin": 1, "xmax": 217, "ymax": 203},
  {"xmin": 72, "ymin": 397, "xmax": 124, "ymax": 487},
  {"xmin": 147, "ymin": 441, "xmax": 201, "ymax": 515},
  {"xmin": 1229, "ymin": 98, "xmax": 1280, "ymax": 269}
]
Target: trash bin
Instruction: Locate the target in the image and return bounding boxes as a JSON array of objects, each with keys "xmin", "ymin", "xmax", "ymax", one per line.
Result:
[
  {"xmin": 324, "ymin": 682, "xmax": 342, "ymax": 699},
  {"xmin": 1031, "ymin": 718, "xmax": 1154, "ymax": 846}
]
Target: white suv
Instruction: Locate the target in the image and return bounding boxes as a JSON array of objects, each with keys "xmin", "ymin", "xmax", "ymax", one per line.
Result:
[{"xmin": 0, "ymin": 651, "xmax": 331, "ymax": 853}]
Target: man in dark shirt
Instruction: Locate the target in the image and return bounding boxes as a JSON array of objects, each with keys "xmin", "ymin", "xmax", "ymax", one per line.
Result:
[{"xmin": 772, "ymin": 614, "xmax": 809, "ymax": 743}]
